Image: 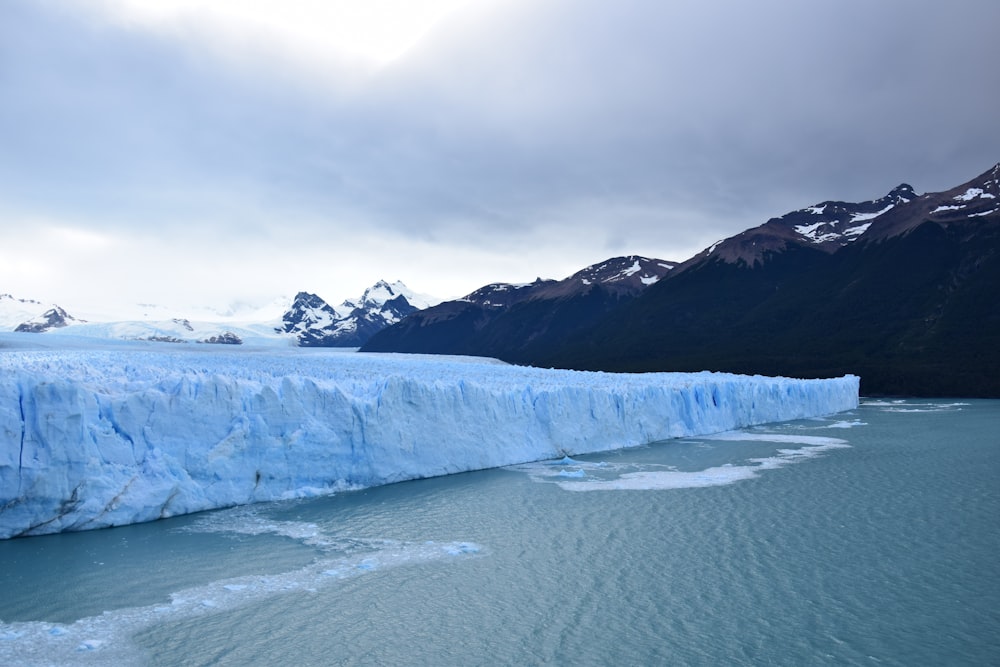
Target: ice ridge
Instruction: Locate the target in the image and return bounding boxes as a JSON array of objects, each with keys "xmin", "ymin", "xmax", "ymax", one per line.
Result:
[{"xmin": 0, "ymin": 342, "xmax": 859, "ymax": 538}]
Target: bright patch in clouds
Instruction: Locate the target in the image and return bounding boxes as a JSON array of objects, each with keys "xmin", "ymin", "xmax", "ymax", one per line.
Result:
[{"xmin": 93, "ymin": 0, "xmax": 489, "ymax": 64}]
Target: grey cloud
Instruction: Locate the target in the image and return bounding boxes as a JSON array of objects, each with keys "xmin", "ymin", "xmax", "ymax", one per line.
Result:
[
  {"xmin": 337, "ymin": 0, "xmax": 1000, "ymax": 237},
  {"xmin": 2, "ymin": 0, "xmax": 998, "ymax": 267}
]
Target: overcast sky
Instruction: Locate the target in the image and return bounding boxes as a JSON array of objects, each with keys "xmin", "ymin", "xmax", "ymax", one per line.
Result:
[{"xmin": 2, "ymin": 0, "xmax": 998, "ymax": 317}]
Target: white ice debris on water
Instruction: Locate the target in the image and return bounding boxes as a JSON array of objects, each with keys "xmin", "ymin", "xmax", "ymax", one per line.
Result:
[{"xmin": 0, "ymin": 335, "xmax": 859, "ymax": 538}]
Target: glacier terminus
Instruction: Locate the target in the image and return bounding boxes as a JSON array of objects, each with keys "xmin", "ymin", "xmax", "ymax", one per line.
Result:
[{"xmin": 0, "ymin": 335, "xmax": 859, "ymax": 538}]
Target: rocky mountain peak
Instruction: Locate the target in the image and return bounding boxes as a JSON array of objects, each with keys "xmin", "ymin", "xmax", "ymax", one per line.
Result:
[
  {"xmin": 860, "ymin": 163, "xmax": 1000, "ymax": 243},
  {"xmin": 14, "ymin": 306, "xmax": 80, "ymax": 333},
  {"xmin": 569, "ymin": 256, "xmax": 676, "ymax": 288},
  {"xmin": 889, "ymin": 183, "xmax": 916, "ymax": 201},
  {"xmin": 278, "ymin": 281, "xmax": 434, "ymax": 347},
  {"xmin": 678, "ymin": 180, "xmax": 935, "ymax": 271}
]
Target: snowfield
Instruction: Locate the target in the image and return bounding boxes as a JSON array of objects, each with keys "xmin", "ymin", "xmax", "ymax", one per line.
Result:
[{"xmin": 0, "ymin": 334, "xmax": 859, "ymax": 538}]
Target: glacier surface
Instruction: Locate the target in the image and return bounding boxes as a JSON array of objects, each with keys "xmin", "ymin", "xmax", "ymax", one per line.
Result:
[{"xmin": 0, "ymin": 336, "xmax": 859, "ymax": 538}]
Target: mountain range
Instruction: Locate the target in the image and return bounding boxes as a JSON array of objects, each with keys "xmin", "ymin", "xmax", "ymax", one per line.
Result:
[
  {"xmin": 6, "ymin": 163, "xmax": 998, "ymax": 396},
  {"xmin": 0, "ymin": 281, "xmax": 438, "ymax": 348},
  {"xmin": 363, "ymin": 163, "xmax": 1000, "ymax": 397},
  {"xmin": 361, "ymin": 256, "xmax": 676, "ymax": 359}
]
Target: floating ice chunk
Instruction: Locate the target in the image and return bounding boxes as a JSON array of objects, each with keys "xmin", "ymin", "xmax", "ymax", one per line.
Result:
[
  {"xmin": 76, "ymin": 639, "xmax": 104, "ymax": 651},
  {"xmin": 864, "ymin": 400, "xmax": 968, "ymax": 413},
  {"xmin": 825, "ymin": 420, "xmax": 867, "ymax": 429},
  {"xmin": 549, "ymin": 456, "xmax": 581, "ymax": 466},
  {"xmin": 444, "ymin": 542, "xmax": 480, "ymax": 555},
  {"xmin": 556, "ymin": 466, "xmax": 760, "ymax": 491},
  {"xmin": 702, "ymin": 432, "xmax": 849, "ymax": 446},
  {"xmin": 558, "ymin": 469, "xmax": 587, "ymax": 478},
  {"xmin": 516, "ymin": 430, "xmax": 854, "ymax": 493}
]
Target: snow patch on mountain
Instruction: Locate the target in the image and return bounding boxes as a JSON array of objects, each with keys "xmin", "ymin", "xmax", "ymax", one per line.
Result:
[
  {"xmin": 850, "ymin": 204, "xmax": 895, "ymax": 223},
  {"xmin": 793, "ymin": 222, "xmax": 840, "ymax": 244},
  {"xmin": 955, "ymin": 187, "xmax": 995, "ymax": 202},
  {"xmin": 843, "ymin": 222, "xmax": 873, "ymax": 237}
]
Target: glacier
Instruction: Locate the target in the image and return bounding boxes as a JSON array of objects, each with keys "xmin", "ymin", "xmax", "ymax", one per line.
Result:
[{"xmin": 0, "ymin": 335, "xmax": 859, "ymax": 538}]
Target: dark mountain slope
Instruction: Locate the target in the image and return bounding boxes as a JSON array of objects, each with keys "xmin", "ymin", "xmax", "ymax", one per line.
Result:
[
  {"xmin": 364, "ymin": 163, "xmax": 999, "ymax": 396},
  {"xmin": 361, "ymin": 256, "xmax": 676, "ymax": 358},
  {"xmin": 540, "ymin": 167, "xmax": 1000, "ymax": 397},
  {"xmin": 679, "ymin": 183, "xmax": 916, "ymax": 269}
]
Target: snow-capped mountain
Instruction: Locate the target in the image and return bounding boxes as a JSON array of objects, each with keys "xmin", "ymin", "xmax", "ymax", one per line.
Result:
[
  {"xmin": 277, "ymin": 292, "xmax": 342, "ymax": 346},
  {"xmin": 569, "ymin": 255, "xmax": 677, "ymax": 288},
  {"xmin": 342, "ymin": 280, "xmax": 438, "ymax": 313},
  {"xmin": 14, "ymin": 306, "xmax": 81, "ymax": 333},
  {"xmin": 278, "ymin": 280, "xmax": 439, "ymax": 347},
  {"xmin": 4, "ymin": 282, "xmax": 437, "ymax": 348},
  {"xmin": 677, "ymin": 163, "xmax": 999, "ymax": 274},
  {"xmin": 1, "ymin": 294, "xmax": 82, "ymax": 333},
  {"xmin": 2, "ymin": 292, "xmax": 297, "ymax": 344},
  {"xmin": 861, "ymin": 162, "xmax": 999, "ymax": 242},
  {"xmin": 684, "ymin": 184, "xmax": 918, "ymax": 269},
  {"xmin": 462, "ymin": 256, "xmax": 676, "ymax": 310}
]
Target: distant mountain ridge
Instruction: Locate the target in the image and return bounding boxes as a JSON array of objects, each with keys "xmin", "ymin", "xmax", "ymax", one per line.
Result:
[
  {"xmin": 361, "ymin": 256, "xmax": 677, "ymax": 358},
  {"xmin": 3, "ymin": 280, "xmax": 438, "ymax": 348},
  {"xmin": 682, "ymin": 183, "xmax": 917, "ymax": 269},
  {"xmin": 365, "ymin": 163, "xmax": 1000, "ymax": 397}
]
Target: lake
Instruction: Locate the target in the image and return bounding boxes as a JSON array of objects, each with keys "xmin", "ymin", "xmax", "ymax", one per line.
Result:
[{"xmin": 1, "ymin": 398, "xmax": 997, "ymax": 666}]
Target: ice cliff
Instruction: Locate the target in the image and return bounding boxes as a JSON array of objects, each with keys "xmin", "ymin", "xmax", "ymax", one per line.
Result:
[{"xmin": 0, "ymin": 339, "xmax": 859, "ymax": 538}]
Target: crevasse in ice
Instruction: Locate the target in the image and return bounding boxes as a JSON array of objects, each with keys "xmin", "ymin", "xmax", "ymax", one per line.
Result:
[{"xmin": 0, "ymin": 343, "xmax": 859, "ymax": 538}]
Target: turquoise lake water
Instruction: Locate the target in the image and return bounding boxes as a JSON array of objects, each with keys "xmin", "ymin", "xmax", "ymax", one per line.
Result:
[{"xmin": 1, "ymin": 398, "xmax": 998, "ymax": 665}]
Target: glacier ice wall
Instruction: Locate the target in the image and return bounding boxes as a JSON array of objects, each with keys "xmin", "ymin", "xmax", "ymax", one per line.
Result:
[{"xmin": 0, "ymin": 343, "xmax": 858, "ymax": 538}]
